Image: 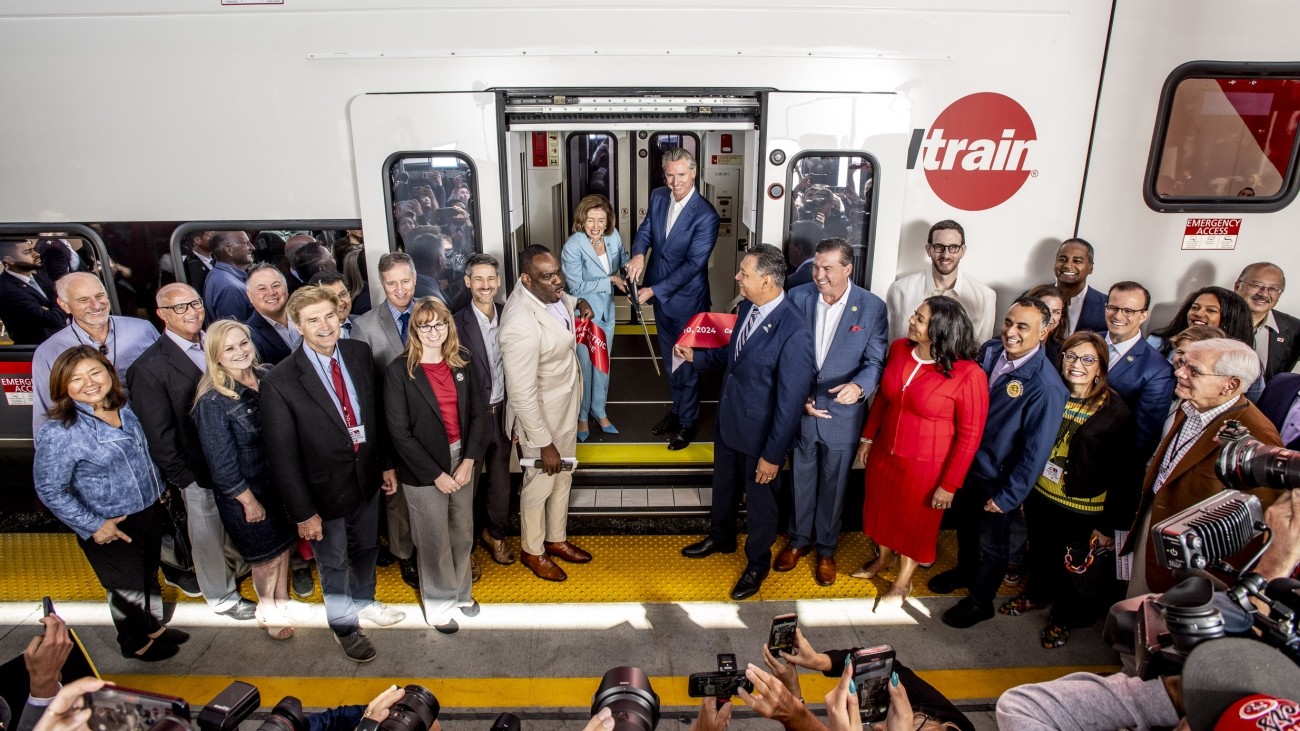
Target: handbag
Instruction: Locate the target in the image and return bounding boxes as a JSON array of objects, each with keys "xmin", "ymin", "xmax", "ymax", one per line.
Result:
[
  {"xmin": 1063, "ymin": 533, "xmax": 1117, "ymax": 598},
  {"xmin": 158, "ymin": 488, "xmax": 194, "ymax": 572}
]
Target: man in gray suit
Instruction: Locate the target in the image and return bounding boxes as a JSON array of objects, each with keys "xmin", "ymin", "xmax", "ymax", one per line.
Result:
[
  {"xmin": 775, "ymin": 238, "xmax": 888, "ymax": 586},
  {"xmin": 352, "ymin": 251, "xmax": 420, "ymax": 589}
]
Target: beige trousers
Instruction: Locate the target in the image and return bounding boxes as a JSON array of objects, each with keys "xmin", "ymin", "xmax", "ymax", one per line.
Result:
[{"xmin": 518, "ymin": 426, "xmax": 577, "ymax": 556}]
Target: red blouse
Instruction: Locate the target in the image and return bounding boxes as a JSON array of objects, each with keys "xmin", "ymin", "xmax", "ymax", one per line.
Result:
[{"xmin": 420, "ymin": 361, "xmax": 462, "ymax": 445}]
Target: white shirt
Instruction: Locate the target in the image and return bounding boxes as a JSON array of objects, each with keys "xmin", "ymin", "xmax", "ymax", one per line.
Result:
[
  {"xmin": 1066, "ymin": 287, "xmax": 1088, "ymax": 334},
  {"xmin": 885, "ymin": 267, "xmax": 997, "ymax": 342},
  {"xmin": 472, "ymin": 304, "xmax": 507, "ymax": 404},
  {"xmin": 814, "ymin": 287, "xmax": 850, "ymax": 369},
  {"xmin": 664, "ymin": 186, "xmax": 696, "ymax": 237},
  {"xmin": 1105, "ymin": 332, "xmax": 1141, "ymax": 366},
  {"xmin": 738, "ymin": 292, "xmax": 785, "ymax": 357},
  {"xmin": 262, "ymin": 313, "xmax": 302, "ymax": 349},
  {"xmin": 1252, "ymin": 311, "xmax": 1279, "ymax": 368},
  {"xmin": 163, "ymin": 328, "xmax": 206, "ymax": 373}
]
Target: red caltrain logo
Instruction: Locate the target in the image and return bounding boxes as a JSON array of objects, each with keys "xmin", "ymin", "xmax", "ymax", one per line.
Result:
[{"xmin": 907, "ymin": 92, "xmax": 1037, "ymax": 211}]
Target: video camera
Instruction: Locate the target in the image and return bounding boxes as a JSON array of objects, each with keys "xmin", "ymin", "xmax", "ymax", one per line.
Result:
[{"xmin": 1127, "ymin": 420, "xmax": 1300, "ymax": 678}]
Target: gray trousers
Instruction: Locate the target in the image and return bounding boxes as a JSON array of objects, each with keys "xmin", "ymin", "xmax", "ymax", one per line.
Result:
[
  {"xmin": 182, "ymin": 483, "xmax": 249, "ymax": 612},
  {"xmin": 386, "ymin": 485, "xmax": 415, "ymax": 560},
  {"xmin": 404, "ymin": 444, "xmax": 475, "ymax": 625},
  {"xmin": 789, "ymin": 436, "xmax": 856, "ymax": 555}
]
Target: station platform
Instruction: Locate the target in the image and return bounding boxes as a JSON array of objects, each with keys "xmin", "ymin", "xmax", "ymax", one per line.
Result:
[{"xmin": 0, "ymin": 530, "xmax": 1120, "ymax": 729}]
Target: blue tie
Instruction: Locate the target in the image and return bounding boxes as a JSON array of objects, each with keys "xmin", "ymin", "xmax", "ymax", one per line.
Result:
[
  {"xmin": 397, "ymin": 312, "xmax": 410, "ymax": 345},
  {"xmin": 736, "ymin": 306, "xmax": 762, "ymax": 356}
]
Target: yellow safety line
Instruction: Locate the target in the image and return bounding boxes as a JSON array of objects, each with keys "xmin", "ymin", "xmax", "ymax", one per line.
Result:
[
  {"xmin": 105, "ymin": 666, "xmax": 1120, "ymax": 708},
  {"xmin": 575, "ymin": 442, "xmax": 713, "ymax": 465},
  {"xmin": 614, "ymin": 324, "xmax": 657, "ymax": 336}
]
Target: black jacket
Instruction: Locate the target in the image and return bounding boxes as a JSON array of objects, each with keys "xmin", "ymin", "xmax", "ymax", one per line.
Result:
[
  {"xmin": 1055, "ymin": 388, "xmax": 1139, "ymax": 530},
  {"xmin": 1264, "ymin": 309, "xmax": 1300, "ymax": 380},
  {"xmin": 384, "ymin": 354, "xmax": 489, "ymax": 486},
  {"xmin": 125, "ymin": 333, "xmax": 211, "ymax": 490},
  {"xmin": 0, "ymin": 271, "xmax": 66, "ymax": 344},
  {"xmin": 262, "ymin": 339, "xmax": 387, "ymax": 522},
  {"xmin": 246, "ymin": 312, "xmax": 294, "ymax": 366},
  {"xmin": 453, "ymin": 302, "xmax": 504, "ymax": 409}
]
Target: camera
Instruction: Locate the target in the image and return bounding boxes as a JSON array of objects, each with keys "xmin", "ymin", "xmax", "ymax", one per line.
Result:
[
  {"xmin": 591, "ymin": 667, "xmax": 660, "ymax": 731},
  {"xmin": 687, "ymin": 654, "xmax": 752, "ymax": 702}
]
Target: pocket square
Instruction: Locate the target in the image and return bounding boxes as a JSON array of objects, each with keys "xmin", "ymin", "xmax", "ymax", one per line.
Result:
[{"xmin": 849, "ymin": 325, "xmax": 863, "ymax": 332}]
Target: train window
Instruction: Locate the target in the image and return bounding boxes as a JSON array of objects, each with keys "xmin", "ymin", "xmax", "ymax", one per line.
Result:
[
  {"xmin": 647, "ymin": 133, "xmax": 701, "ymax": 190},
  {"xmin": 0, "ymin": 229, "xmax": 118, "ymax": 349},
  {"xmin": 1147, "ymin": 66, "xmax": 1300, "ymax": 211},
  {"xmin": 566, "ymin": 133, "xmax": 616, "ymax": 227},
  {"xmin": 388, "ymin": 154, "xmax": 480, "ymax": 306},
  {"xmin": 785, "ymin": 153, "xmax": 875, "ymax": 275}
]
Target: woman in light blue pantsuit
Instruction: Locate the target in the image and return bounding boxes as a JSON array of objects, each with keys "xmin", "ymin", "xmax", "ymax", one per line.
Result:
[{"xmin": 561, "ymin": 194, "xmax": 628, "ymax": 441}]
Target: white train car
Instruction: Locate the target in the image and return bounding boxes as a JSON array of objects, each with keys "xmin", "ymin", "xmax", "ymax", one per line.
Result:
[{"xmin": 0, "ymin": 0, "xmax": 1296, "ymax": 499}]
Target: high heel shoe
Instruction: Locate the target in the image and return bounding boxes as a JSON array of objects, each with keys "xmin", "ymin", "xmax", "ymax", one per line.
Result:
[
  {"xmin": 257, "ymin": 607, "xmax": 295, "ymax": 641},
  {"xmin": 876, "ymin": 582, "xmax": 912, "ymax": 610},
  {"xmin": 851, "ymin": 555, "xmax": 897, "ymax": 580},
  {"xmin": 598, "ymin": 420, "xmax": 619, "ymax": 434},
  {"xmin": 577, "ymin": 431, "xmax": 590, "ymax": 442}
]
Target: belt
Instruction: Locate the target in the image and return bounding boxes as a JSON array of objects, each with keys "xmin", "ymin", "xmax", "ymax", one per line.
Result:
[{"xmin": 489, "ymin": 401, "xmax": 503, "ymax": 414}]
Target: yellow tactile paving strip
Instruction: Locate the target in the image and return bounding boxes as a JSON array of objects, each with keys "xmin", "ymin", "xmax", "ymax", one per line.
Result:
[
  {"xmin": 575, "ymin": 442, "xmax": 714, "ymax": 465},
  {"xmin": 0, "ymin": 532, "xmax": 1010, "ymax": 604}
]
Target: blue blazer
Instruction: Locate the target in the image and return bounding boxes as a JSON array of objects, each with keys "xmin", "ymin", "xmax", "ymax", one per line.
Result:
[
  {"xmin": 246, "ymin": 312, "xmax": 294, "ymax": 366},
  {"xmin": 973, "ymin": 341, "xmax": 1070, "ymax": 512},
  {"xmin": 788, "ymin": 282, "xmax": 889, "ymax": 446},
  {"xmin": 696, "ymin": 297, "xmax": 815, "ymax": 465},
  {"xmin": 784, "ymin": 259, "xmax": 814, "ymax": 291},
  {"xmin": 1106, "ymin": 336, "xmax": 1176, "ymax": 456},
  {"xmin": 1076, "ymin": 286, "xmax": 1108, "ymax": 334},
  {"xmin": 561, "ymin": 229, "xmax": 628, "ymax": 326},
  {"xmin": 1257, "ymin": 371, "xmax": 1300, "ymax": 450},
  {"xmin": 631, "ymin": 188, "xmax": 720, "ymax": 320}
]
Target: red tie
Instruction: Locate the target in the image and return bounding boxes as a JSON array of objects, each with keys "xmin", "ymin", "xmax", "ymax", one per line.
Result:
[{"xmin": 330, "ymin": 357, "xmax": 359, "ymax": 452}]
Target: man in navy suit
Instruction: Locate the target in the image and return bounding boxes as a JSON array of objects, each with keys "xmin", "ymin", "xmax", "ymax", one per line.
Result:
[
  {"xmin": 1053, "ymin": 238, "xmax": 1107, "ymax": 334},
  {"xmin": 930, "ymin": 297, "xmax": 1068, "ymax": 628},
  {"xmin": 626, "ymin": 148, "xmax": 720, "ymax": 451},
  {"xmin": 0, "ymin": 239, "xmax": 66, "ymax": 344},
  {"xmin": 1103, "ymin": 281, "xmax": 1175, "ymax": 460},
  {"xmin": 243, "ymin": 264, "xmax": 299, "ymax": 366},
  {"xmin": 775, "ymin": 238, "xmax": 887, "ymax": 586},
  {"xmin": 1257, "ymin": 372, "xmax": 1300, "ymax": 451},
  {"xmin": 676, "ymin": 244, "xmax": 815, "ymax": 600}
]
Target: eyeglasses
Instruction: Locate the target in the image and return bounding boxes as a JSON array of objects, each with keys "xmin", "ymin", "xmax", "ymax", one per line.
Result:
[
  {"xmin": 162, "ymin": 299, "xmax": 204, "ymax": 315},
  {"xmin": 1062, "ymin": 352, "xmax": 1098, "ymax": 366},
  {"xmin": 1103, "ymin": 304, "xmax": 1147, "ymax": 318},
  {"xmin": 927, "ymin": 243, "xmax": 965, "ymax": 255},
  {"xmin": 1237, "ymin": 280, "xmax": 1283, "ymax": 297},
  {"xmin": 415, "ymin": 322, "xmax": 448, "ymax": 333},
  {"xmin": 1178, "ymin": 362, "xmax": 1230, "ymax": 379},
  {"xmin": 912, "ymin": 713, "xmax": 941, "ymax": 731}
]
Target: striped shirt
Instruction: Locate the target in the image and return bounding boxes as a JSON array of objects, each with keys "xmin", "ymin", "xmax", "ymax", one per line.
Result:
[{"xmin": 1154, "ymin": 396, "xmax": 1240, "ymax": 493}]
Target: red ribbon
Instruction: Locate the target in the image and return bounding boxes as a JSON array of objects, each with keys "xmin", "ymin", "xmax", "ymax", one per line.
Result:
[
  {"xmin": 675, "ymin": 312, "xmax": 738, "ymax": 349},
  {"xmin": 574, "ymin": 318, "xmax": 611, "ymax": 374}
]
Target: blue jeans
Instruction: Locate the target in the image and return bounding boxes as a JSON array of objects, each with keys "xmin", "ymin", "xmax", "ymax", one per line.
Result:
[{"xmin": 310, "ymin": 489, "xmax": 381, "ymax": 636}]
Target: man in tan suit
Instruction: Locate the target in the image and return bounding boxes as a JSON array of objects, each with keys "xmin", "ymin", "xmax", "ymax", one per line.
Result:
[{"xmin": 500, "ymin": 245, "xmax": 596, "ymax": 582}]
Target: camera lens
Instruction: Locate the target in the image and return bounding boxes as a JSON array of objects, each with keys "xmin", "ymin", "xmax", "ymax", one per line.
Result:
[
  {"xmin": 1217, "ymin": 431, "xmax": 1300, "ymax": 489},
  {"xmin": 378, "ymin": 685, "xmax": 440, "ymax": 731},
  {"xmin": 256, "ymin": 697, "xmax": 308, "ymax": 731},
  {"xmin": 591, "ymin": 667, "xmax": 659, "ymax": 731},
  {"xmin": 490, "ymin": 712, "xmax": 521, "ymax": 731},
  {"xmin": 1157, "ymin": 577, "xmax": 1226, "ymax": 653}
]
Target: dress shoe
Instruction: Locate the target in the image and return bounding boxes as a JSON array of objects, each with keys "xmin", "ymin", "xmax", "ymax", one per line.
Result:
[
  {"xmin": 334, "ymin": 631, "xmax": 376, "ymax": 662},
  {"xmin": 217, "ymin": 598, "xmax": 258, "ymax": 621},
  {"xmin": 730, "ymin": 568, "xmax": 767, "ymax": 601},
  {"xmin": 667, "ymin": 426, "xmax": 696, "ymax": 451},
  {"xmin": 123, "ymin": 640, "xmax": 179, "ymax": 662},
  {"xmin": 682, "ymin": 537, "xmax": 736, "ymax": 558},
  {"xmin": 773, "ymin": 544, "xmax": 810, "ymax": 572},
  {"xmin": 815, "ymin": 555, "xmax": 837, "ymax": 587},
  {"xmin": 291, "ymin": 567, "xmax": 315, "ymax": 598},
  {"xmin": 545, "ymin": 540, "xmax": 593, "ymax": 563},
  {"xmin": 162, "ymin": 571, "xmax": 202, "ymax": 598},
  {"xmin": 482, "ymin": 529, "xmax": 516, "ymax": 565},
  {"xmin": 471, "ymin": 554, "xmax": 482, "ymax": 583},
  {"xmin": 153, "ymin": 627, "xmax": 190, "ymax": 645},
  {"xmin": 927, "ymin": 569, "xmax": 970, "ymax": 595},
  {"xmin": 434, "ymin": 619, "xmax": 459, "ymax": 635},
  {"xmin": 522, "ymin": 552, "xmax": 567, "ymax": 582},
  {"xmin": 460, "ymin": 599, "xmax": 480, "ymax": 617},
  {"xmin": 399, "ymin": 558, "xmax": 420, "ymax": 590},
  {"xmin": 359, "ymin": 601, "xmax": 406, "ymax": 627},
  {"xmin": 577, "ymin": 430, "xmax": 590, "ymax": 442},
  {"xmin": 375, "ymin": 547, "xmax": 398, "ymax": 567},
  {"xmin": 651, "ymin": 410, "xmax": 681, "ymax": 435},
  {"xmin": 941, "ymin": 597, "xmax": 994, "ymax": 629},
  {"xmin": 599, "ymin": 421, "xmax": 620, "ymax": 434}
]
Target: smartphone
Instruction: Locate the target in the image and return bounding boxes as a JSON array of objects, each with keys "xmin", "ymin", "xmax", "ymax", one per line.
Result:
[
  {"xmin": 768, "ymin": 613, "xmax": 797, "ymax": 655},
  {"xmin": 42, "ymin": 596, "xmax": 54, "ymax": 617},
  {"xmin": 86, "ymin": 686, "xmax": 190, "ymax": 731},
  {"xmin": 852, "ymin": 645, "xmax": 896, "ymax": 723},
  {"xmin": 686, "ymin": 671, "xmax": 754, "ymax": 698}
]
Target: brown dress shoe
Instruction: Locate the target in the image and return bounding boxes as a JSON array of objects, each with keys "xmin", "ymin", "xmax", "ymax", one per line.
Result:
[
  {"xmin": 544, "ymin": 540, "xmax": 592, "ymax": 563},
  {"xmin": 521, "ymin": 552, "xmax": 567, "ymax": 582},
  {"xmin": 815, "ymin": 555, "xmax": 837, "ymax": 587},
  {"xmin": 482, "ymin": 529, "xmax": 516, "ymax": 565},
  {"xmin": 773, "ymin": 544, "xmax": 810, "ymax": 572},
  {"xmin": 471, "ymin": 554, "xmax": 482, "ymax": 583}
]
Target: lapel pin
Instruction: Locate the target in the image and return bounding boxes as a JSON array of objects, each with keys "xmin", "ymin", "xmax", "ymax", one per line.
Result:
[
  {"xmin": 764, "ymin": 323, "xmax": 773, "ymax": 333},
  {"xmin": 851, "ymin": 306, "xmax": 858, "ymax": 312},
  {"xmin": 1278, "ymin": 336, "xmax": 1285, "ymax": 343},
  {"xmin": 1127, "ymin": 355, "xmax": 1135, "ymax": 362},
  {"xmin": 455, "ymin": 372, "xmax": 464, "ymax": 382}
]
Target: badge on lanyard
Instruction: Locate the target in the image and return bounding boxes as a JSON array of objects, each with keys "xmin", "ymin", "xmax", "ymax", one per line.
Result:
[
  {"xmin": 1042, "ymin": 462, "xmax": 1063, "ymax": 482},
  {"xmin": 348, "ymin": 425, "xmax": 367, "ymax": 445},
  {"xmin": 1006, "ymin": 380, "xmax": 1024, "ymax": 398}
]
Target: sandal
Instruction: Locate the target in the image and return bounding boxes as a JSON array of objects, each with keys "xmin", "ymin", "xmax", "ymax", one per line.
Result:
[
  {"xmin": 256, "ymin": 607, "xmax": 295, "ymax": 641},
  {"xmin": 851, "ymin": 555, "xmax": 896, "ymax": 580},
  {"xmin": 1040, "ymin": 623, "xmax": 1070, "ymax": 648},
  {"xmin": 998, "ymin": 594, "xmax": 1047, "ymax": 616}
]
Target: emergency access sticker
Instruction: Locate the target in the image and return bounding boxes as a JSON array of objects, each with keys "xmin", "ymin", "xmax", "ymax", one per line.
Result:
[{"xmin": 1, "ymin": 376, "xmax": 33, "ymax": 406}]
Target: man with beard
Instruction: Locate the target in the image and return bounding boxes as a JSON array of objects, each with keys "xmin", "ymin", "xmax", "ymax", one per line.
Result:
[
  {"xmin": 886, "ymin": 220, "xmax": 996, "ymax": 342},
  {"xmin": 0, "ymin": 238, "xmax": 66, "ymax": 344}
]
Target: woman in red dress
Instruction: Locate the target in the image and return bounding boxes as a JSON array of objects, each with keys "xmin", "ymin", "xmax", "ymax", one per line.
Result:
[{"xmin": 854, "ymin": 296, "xmax": 988, "ymax": 607}]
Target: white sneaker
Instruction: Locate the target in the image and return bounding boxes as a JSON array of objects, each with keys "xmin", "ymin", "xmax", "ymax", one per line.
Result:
[{"xmin": 359, "ymin": 601, "xmax": 406, "ymax": 627}]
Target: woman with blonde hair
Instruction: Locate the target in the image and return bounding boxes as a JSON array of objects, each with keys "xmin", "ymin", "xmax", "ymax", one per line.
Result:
[
  {"xmin": 385, "ymin": 296, "xmax": 489, "ymax": 633},
  {"xmin": 192, "ymin": 319, "xmax": 297, "ymax": 639}
]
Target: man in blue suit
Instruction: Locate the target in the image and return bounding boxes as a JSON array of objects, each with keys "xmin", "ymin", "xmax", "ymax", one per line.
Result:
[
  {"xmin": 244, "ymin": 264, "xmax": 299, "ymax": 366},
  {"xmin": 1256, "ymin": 371, "xmax": 1300, "ymax": 451},
  {"xmin": 675, "ymin": 244, "xmax": 815, "ymax": 600},
  {"xmin": 1103, "ymin": 281, "xmax": 1175, "ymax": 461},
  {"xmin": 930, "ymin": 297, "xmax": 1068, "ymax": 628},
  {"xmin": 1053, "ymin": 238, "xmax": 1107, "ymax": 334},
  {"xmin": 775, "ymin": 238, "xmax": 888, "ymax": 586},
  {"xmin": 626, "ymin": 148, "xmax": 720, "ymax": 450}
]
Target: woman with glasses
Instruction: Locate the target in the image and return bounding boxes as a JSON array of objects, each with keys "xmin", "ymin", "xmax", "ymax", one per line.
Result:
[
  {"xmin": 559, "ymin": 194, "xmax": 627, "ymax": 441},
  {"xmin": 192, "ymin": 320, "xmax": 298, "ymax": 640},
  {"xmin": 854, "ymin": 296, "xmax": 987, "ymax": 607},
  {"xmin": 384, "ymin": 296, "xmax": 488, "ymax": 633},
  {"xmin": 1025, "ymin": 284, "xmax": 1068, "ymax": 365},
  {"xmin": 998, "ymin": 331, "xmax": 1136, "ymax": 648}
]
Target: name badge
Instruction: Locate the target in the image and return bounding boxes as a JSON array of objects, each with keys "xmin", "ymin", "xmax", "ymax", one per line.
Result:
[
  {"xmin": 1042, "ymin": 462, "xmax": 1063, "ymax": 483},
  {"xmin": 348, "ymin": 425, "xmax": 367, "ymax": 445}
]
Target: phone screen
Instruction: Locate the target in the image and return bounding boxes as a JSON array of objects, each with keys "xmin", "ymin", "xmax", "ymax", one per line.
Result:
[
  {"xmin": 42, "ymin": 596, "xmax": 54, "ymax": 617},
  {"xmin": 687, "ymin": 672, "xmax": 753, "ymax": 698},
  {"xmin": 86, "ymin": 687, "xmax": 190, "ymax": 731},
  {"xmin": 852, "ymin": 646, "xmax": 896, "ymax": 723},
  {"xmin": 768, "ymin": 613, "xmax": 797, "ymax": 655}
]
